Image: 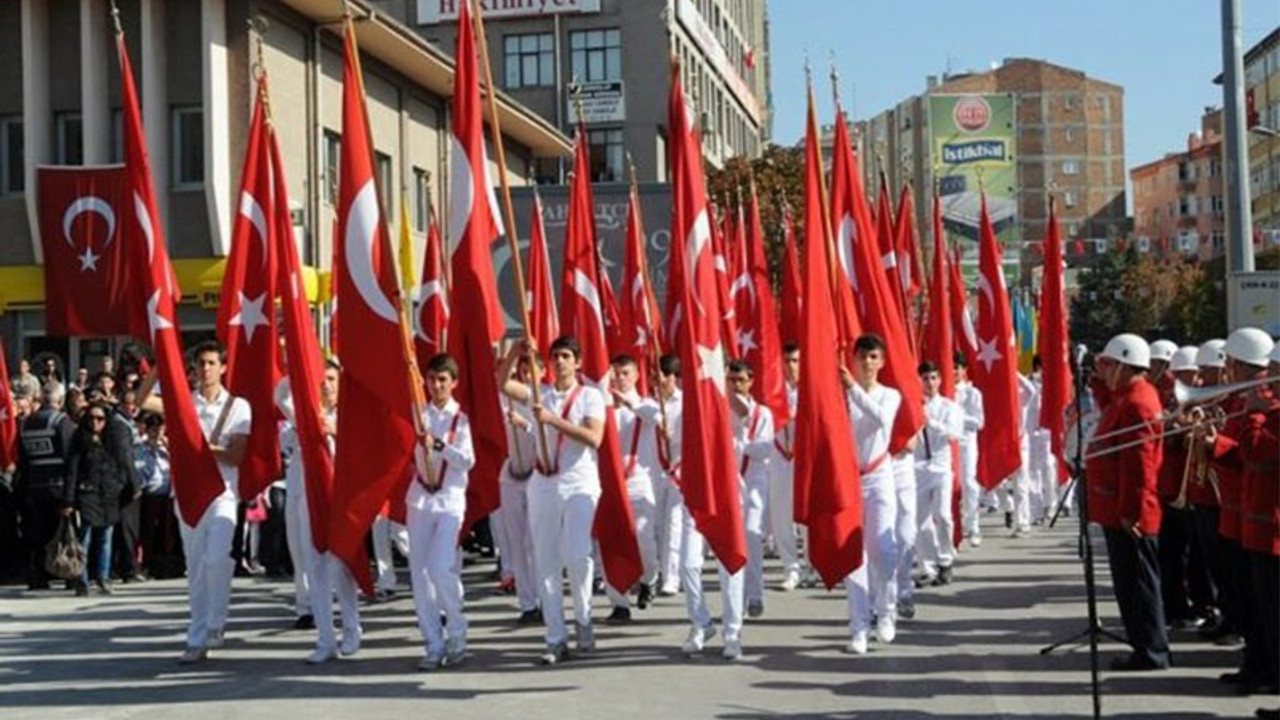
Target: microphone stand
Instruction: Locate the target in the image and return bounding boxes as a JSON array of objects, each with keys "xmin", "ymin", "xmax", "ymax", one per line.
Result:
[{"xmin": 1038, "ymin": 358, "xmax": 1121, "ymax": 720}]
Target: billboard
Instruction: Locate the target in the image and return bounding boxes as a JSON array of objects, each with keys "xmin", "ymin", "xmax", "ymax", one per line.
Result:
[
  {"xmin": 417, "ymin": 0, "xmax": 600, "ymax": 24},
  {"xmin": 928, "ymin": 94, "xmax": 1018, "ymax": 265}
]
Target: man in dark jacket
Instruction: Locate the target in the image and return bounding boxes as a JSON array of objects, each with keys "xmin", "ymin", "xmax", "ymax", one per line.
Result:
[{"xmin": 17, "ymin": 382, "xmax": 76, "ymax": 590}]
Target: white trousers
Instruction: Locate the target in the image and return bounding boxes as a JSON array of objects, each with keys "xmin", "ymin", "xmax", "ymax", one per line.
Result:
[
  {"xmin": 680, "ymin": 506, "xmax": 744, "ymax": 642},
  {"xmin": 177, "ymin": 491, "xmax": 237, "ymax": 648},
  {"xmin": 891, "ymin": 459, "xmax": 918, "ymax": 606},
  {"xmin": 372, "ymin": 516, "xmax": 410, "ymax": 592},
  {"xmin": 407, "ymin": 485, "xmax": 467, "ymax": 654},
  {"xmin": 742, "ymin": 472, "xmax": 768, "ymax": 604},
  {"xmin": 1030, "ymin": 432, "xmax": 1058, "ymax": 520},
  {"xmin": 959, "ymin": 438, "xmax": 982, "ymax": 538},
  {"xmin": 916, "ymin": 467, "xmax": 956, "ymax": 576},
  {"xmin": 284, "ymin": 476, "xmax": 313, "ymax": 617},
  {"xmin": 527, "ymin": 474, "xmax": 599, "ymax": 646},
  {"xmin": 654, "ymin": 473, "xmax": 685, "ymax": 593},
  {"xmin": 768, "ymin": 452, "xmax": 802, "ymax": 574},
  {"xmin": 310, "ymin": 551, "xmax": 360, "ymax": 651},
  {"xmin": 846, "ymin": 470, "xmax": 897, "ymax": 633},
  {"xmin": 606, "ymin": 474, "xmax": 659, "ymax": 608},
  {"xmin": 499, "ymin": 473, "xmax": 538, "ymax": 612}
]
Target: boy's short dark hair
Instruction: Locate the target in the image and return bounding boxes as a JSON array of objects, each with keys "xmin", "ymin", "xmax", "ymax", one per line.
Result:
[
  {"xmin": 141, "ymin": 411, "xmax": 164, "ymax": 430},
  {"xmin": 193, "ymin": 340, "xmax": 227, "ymax": 363},
  {"xmin": 426, "ymin": 353, "xmax": 460, "ymax": 379},
  {"xmin": 918, "ymin": 360, "xmax": 939, "ymax": 375},
  {"xmin": 549, "ymin": 335, "xmax": 581, "ymax": 360},
  {"xmin": 954, "ymin": 352, "xmax": 968, "ymax": 369},
  {"xmin": 659, "ymin": 353, "xmax": 681, "ymax": 378},
  {"xmin": 610, "ymin": 353, "xmax": 638, "ymax": 369},
  {"xmin": 782, "ymin": 342, "xmax": 800, "ymax": 355},
  {"xmin": 853, "ymin": 334, "xmax": 886, "ymax": 355},
  {"xmin": 1032, "ymin": 354, "xmax": 1043, "ymax": 371},
  {"xmin": 727, "ymin": 358, "xmax": 753, "ymax": 376}
]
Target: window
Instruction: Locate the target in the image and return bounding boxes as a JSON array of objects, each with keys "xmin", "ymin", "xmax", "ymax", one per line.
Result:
[
  {"xmin": 323, "ymin": 130, "xmax": 340, "ymax": 206},
  {"xmin": 1064, "ymin": 190, "xmax": 1078, "ymax": 208},
  {"xmin": 0, "ymin": 116, "xmax": 23, "ymax": 195},
  {"xmin": 1209, "ymin": 159, "xmax": 1221, "ymax": 177},
  {"xmin": 171, "ymin": 106, "xmax": 204, "ymax": 188},
  {"xmin": 587, "ymin": 128, "xmax": 623, "ymax": 182},
  {"xmin": 1062, "ymin": 159, "xmax": 1080, "ymax": 175},
  {"xmin": 504, "ymin": 33, "xmax": 554, "ymax": 89},
  {"xmin": 375, "ymin": 151, "xmax": 393, "ymax": 216},
  {"xmin": 55, "ymin": 112, "xmax": 83, "ymax": 165},
  {"xmin": 1211, "ymin": 195, "xmax": 1224, "ymax": 216},
  {"xmin": 412, "ymin": 166, "xmax": 430, "ymax": 233},
  {"xmin": 1065, "ymin": 127, "xmax": 1075, "ymax": 143},
  {"xmin": 570, "ymin": 29, "xmax": 622, "ymax": 83}
]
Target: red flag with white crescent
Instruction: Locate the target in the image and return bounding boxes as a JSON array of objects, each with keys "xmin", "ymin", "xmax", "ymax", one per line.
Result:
[
  {"xmin": 413, "ymin": 209, "xmax": 450, "ymax": 370},
  {"xmin": 1037, "ymin": 199, "xmax": 1073, "ymax": 482},
  {"xmin": 740, "ymin": 181, "xmax": 788, "ymax": 426},
  {"xmin": 526, "ymin": 190, "xmax": 559, "ymax": 367},
  {"xmin": 972, "ymin": 195, "xmax": 1023, "ymax": 489},
  {"xmin": 618, "ymin": 186, "xmax": 660, "ymax": 395},
  {"xmin": 778, "ymin": 202, "xmax": 803, "ymax": 347}
]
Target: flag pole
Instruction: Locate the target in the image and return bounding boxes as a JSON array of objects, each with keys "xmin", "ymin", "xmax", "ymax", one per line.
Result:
[
  {"xmin": 812, "ymin": 72, "xmax": 845, "ymax": 348},
  {"xmin": 470, "ymin": 0, "xmax": 551, "ymax": 468},
  {"xmin": 626, "ymin": 151, "xmax": 667, "ymax": 453}
]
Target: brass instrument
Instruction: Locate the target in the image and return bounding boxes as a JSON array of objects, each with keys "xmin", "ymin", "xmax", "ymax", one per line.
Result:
[
  {"xmin": 1174, "ymin": 375, "xmax": 1280, "ymax": 407},
  {"xmin": 1170, "ymin": 406, "xmax": 1224, "ymax": 510}
]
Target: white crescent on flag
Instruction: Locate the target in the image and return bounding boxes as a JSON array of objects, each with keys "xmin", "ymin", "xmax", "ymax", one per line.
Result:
[
  {"xmin": 685, "ymin": 210, "xmax": 711, "ymax": 318},
  {"xmin": 573, "ymin": 268, "xmax": 605, "ymax": 337},
  {"xmin": 239, "ymin": 191, "xmax": 270, "ymax": 269},
  {"xmin": 344, "ymin": 181, "xmax": 398, "ymax": 324},
  {"xmin": 414, "ymin": 279, "xmax": 449, "ymax": 345},
  {"xmin": 62, "ymin": 196, "xmax": 117, "ymax": 250}
]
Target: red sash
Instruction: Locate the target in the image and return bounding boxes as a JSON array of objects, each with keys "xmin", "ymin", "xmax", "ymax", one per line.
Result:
[
  {"xmin": 417, "ymin": 411, "xmax": 462, "ymax": 492},
  {"xmin": 862, "ymin": 452, "xmax": 889, "ymax": 475},
  {"xmin": 774, "ymin": 425, "xmax": 794, "ymax": 462},
  {"xmin": 623, "ymin": 413, "xmax": 644, "ymax": 477},
  {"xmin": 536, "ymin": 385, "xmax": 584, "ymax": 476},
  {"xmin": 739, "ymin": 405, "xmax": 764, "ymax": 476}
]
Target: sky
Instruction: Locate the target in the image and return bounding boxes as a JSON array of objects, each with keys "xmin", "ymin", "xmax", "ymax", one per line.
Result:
[{"xmin": 768, "ymin": 0, "xmax": 1278, "ymax": 180}]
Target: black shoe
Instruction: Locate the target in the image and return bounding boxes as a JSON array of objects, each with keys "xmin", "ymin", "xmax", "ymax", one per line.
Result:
[
  {"xmin": 1222, "ymin": 670, "xmax": 1267, "ymax": 686},
  {"xmin": 293, "ymin": 614, "xmax": 316, "ymax": 630},
  {"xmin": 94, "ymin": 579, "xmax": 113, "ymax": 595},
  {"xmin": 1004, "ymin": 512, "xmax": 1013, "ymax": 529},
  {"xmin": 606, "ymin": 606, "xmax": 632, "ymax": 624},
  {"xmin": 934, "ymin": 566, "xmax": 954, "ymax": 586},
  {"xmin": 1256, "ymin": 709, "xmax": 1279, "ymax": 720},
  {"xmin": 1110, "ymin": 653, "xmax": 1165, "ymax": 671},
  {"xmin": 27, "ymin": 580, "xmax": 50, "ymax": 591},
  {"xmin": 74, "ymin": 582, "xmax": 89, "ymax": 597},
  {"xmin": 636, "ymin": 583, "xmax": 653, "ymax": 610},
  {"xmin": 592, "ymin": 578, "xmax": 605, "ymax": 596},
  {"xmin": 517, "ymin": 608, "xmax": 543, "ymax": 626}
]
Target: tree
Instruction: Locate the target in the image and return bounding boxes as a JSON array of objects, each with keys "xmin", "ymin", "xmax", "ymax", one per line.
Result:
[{"xmin": 706, "ymin": 144, "xmax": 804, "ymax": 282}]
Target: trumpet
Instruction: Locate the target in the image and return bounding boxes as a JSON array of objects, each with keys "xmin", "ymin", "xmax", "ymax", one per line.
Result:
[
  {"xmin": 1169, "ymin": 406, "xmax": 1224, "ymax": 510},
  {"xmin": 1174, "ymin": 375, "xmax": 1280, "ymax": 407}
]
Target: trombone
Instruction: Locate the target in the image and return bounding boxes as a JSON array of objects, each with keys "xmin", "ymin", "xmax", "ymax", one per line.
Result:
[{"xmin": 1169, "ymin": 405, "xmax": 1223, "ymax": 510}]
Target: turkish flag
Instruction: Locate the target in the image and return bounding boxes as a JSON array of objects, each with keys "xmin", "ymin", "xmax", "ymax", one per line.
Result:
[
  {"xmin": 894, "ymin": 182, "xmax": 925, "ymax": 302},
  {"xmin": 38, "ymin": 166, "xmax": 132, "ymax": 337},
  {"xmin": 413, "ymin": 208, "xmax": 450, "ymax": 369},
  {"xmin": 921, "ymin": 194, "xmax": 955, "ymax": 394},
  {"xmin": 617, "ymin": 185, "xmax": 661, "ymax": 396},
  {"xmin": 1037, "ymin": 199, "xmax": 1073, "ymax": 483},
  {"xmin": 269, "ymin": 122, "xmax": 334, "ymax": 554},
  {"xmin": 559, "ymin": 127, "xmax": 642, "ymax": 591},
  {"xmin": 826, "ymin": 117, "xmax": 866, "ymax": 353},
  {"xmin": 949, "ymin": 246, "xmax": 978, "ymax": 366},
  {"xmin": 526, "ymin": 190, "xmax": 560, "ymax": 367},
  {"xmin": 972, "ymin": 195, "xmax": 1023, "ymax": 490},
  {"xmin": 329, "ymin": 21, "xmax": 419, "ymax": 593},
  {"xmin": 794, "ymin": 90, "xmax": 862, "ymax": 589},
  {"xmin": 449, "ymin": 2, "xmax": 507, "ymax": 537},
  {"xmin": 0, "ymin": 339, "xmax": 17, "ymax": 469},
  {"xmin": 666, "ymin": 62, "xmax": 745, "ymax": 573},
  {"xmin": 830, "ymin": 112, "xmax": 923, "ymax": 454},
  {"xmin": 118, "ymin": 32, "xmax": 225, "ymax": 527},
  {"xmin": 216, "ymin": 78, "xmax": 281, "ymax": 501},
  {"xmin": 711, "ymin": 206, "xmax": 740, "ymax": 359},
  {"xmin": 739, "ymin": 180, "xmax": 789, "ymax": 426},
  {"xmin": 778, "ymin": 202, "xmax": 803, "ymax": 347},
  {"xmin": 875, "ymin": 181, "xmax": 910, "ymax": 338}
]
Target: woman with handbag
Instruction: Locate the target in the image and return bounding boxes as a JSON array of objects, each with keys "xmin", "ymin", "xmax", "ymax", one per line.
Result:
[{"xmin": 62, "ymin": 401, "xmax": 139, "ymax": 595}]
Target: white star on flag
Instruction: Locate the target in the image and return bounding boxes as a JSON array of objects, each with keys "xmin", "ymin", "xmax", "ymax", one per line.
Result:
[
  {"xmin": 737, "ymin": 328, "xmax": 758, "ymax": 356},
  {"xmin": 146, "ymin": 289, "xmax": 173, "ymax": 342},
  {"xmin": 696, "ymin": 342, "xmax": 727, "ymax": 396},
  {"xmin": 977, "ymin": 336, "xmax": 1002, "ymax": 371},
  {"xmin": 230, "ymin": 291, "xmax": 269, "ymax": 345},
  {"xmin": 78, "ymin": 248, "xmax": 100, "ymax": 272}
]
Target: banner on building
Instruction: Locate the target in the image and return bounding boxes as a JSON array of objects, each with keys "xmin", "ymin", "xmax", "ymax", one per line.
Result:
[
  {"xmin": 568, "ymin": 81, "xmax": 626, "ymax": 124},
  {"xmin": 418, "ymin": 0, "xmax": 600, "ymax": 23},
  {"xmin": 928, "ymin": 93, "xmax": 1018, "ymax": 267}
]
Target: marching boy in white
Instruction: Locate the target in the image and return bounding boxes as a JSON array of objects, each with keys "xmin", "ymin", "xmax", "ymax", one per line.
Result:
[
  {"xmin": 954, "ymin": 355, "xmax": 986, "ymax": 546},
  {"xmin": 604, "ymin": 354, "xmax": 660, "ymax": 622},
  {"xmin": 769, "ymin": 344, "xmax": 804, "ymax": 591},
  {"xmin": 727, "ymin": 359, "xmax": 774, "ymax": 619},
  {"xmin": 913, "ymin": 361, "xmax": 965, "ymax": 588},
  {"xmin": 842, "ymin": 334, "xmax": 903, "ymax": 655},
  {"xmin": 497, "ymin": 352, "xmax": 544, "ymax": 626},
  {"xmin": 645, "ymin": 354, "xmax": 686, "ymax": 597},
  {"xmin": 409, "ymin": 353, "xmax": 475, "ymax": 671},
  {"xmin": 498, "ymin": 336, "xmax": 605, "ymax": 665}
]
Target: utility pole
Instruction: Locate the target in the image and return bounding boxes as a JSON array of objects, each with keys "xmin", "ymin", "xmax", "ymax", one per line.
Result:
[{"xmin": 1220, "ymin": 0, "xmax": 1254, "ymax": 329}]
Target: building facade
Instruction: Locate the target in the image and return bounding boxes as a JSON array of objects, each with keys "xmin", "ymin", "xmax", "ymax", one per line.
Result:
[
  {"xmin": 857, "ymin": 58, "xmax": 1126, "ymax": 279},
  {"xmin": 404, "ymin": 0, "xmax": 771, "ymax": 183},
  {"xmin": 1130, "ymin": 109, "xmax": 1225, "ymax": 262},
  {"xmin": 0, "ymin": 0, "xmax": 569, "ymax": 373},
  {"xmin": 1244, "ymin": 26, "xmax": 1280, "ymax": 238}
]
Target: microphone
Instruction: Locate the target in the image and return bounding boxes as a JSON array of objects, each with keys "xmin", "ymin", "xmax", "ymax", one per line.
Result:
[{"xmin": 1074, "ymin": 344, "xmax": 1088, "ymax": 367}]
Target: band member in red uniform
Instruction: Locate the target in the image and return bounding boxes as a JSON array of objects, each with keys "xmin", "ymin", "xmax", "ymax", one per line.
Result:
[{"xmin": 1088, "ymin": 334, "xmax": 1169, "ymax": 671}]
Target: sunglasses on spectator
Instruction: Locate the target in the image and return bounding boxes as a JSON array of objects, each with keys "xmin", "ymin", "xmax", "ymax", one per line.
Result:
[{"xmin": 89, "ymin": 414, "xmax": 107, "ymax": 422}]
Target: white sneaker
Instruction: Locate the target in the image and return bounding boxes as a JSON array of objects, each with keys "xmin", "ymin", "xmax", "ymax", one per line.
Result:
[
  {"xmin": 306, "ymin": 645, "xmax": 338, "ymax": 665},
  {"xmin": 538, "ymin": 643, "xmax": 569, "ymax": 666},
  {"xmin": 205, "ymin": 629, "xmax": 225, "ymax": 648},
  {"xmin": 722, "ymin": 638, "xmax": 742, "ymax": 661},
  {"xmin": 681, "ymin": 624, "xmax": 716, "ymax": 655},
  {"xmin": 418, "ymin": 648, "xmax": 446, "ymax": 671},
  {"xmin": 779, "ymin": 569, "xmax": 801, "ymax": 592},
  {"xmin": 1012, "ymin": 527, "xmax": 1029, "ymax": 539},
  {"xmin": 875, "ymin": 616, "xmax": 896, "ymax": 644},
  {"xmin": 969, "ymin": 534, "xmax": 983, "ymax": 548},
  {"xmin": 178, "ymin": 646, "xmax": 207, "ymax": 664},
  {"xmin": 846, "ymin": 631, "xmax": 868, "ymax": 655},
  {"xmin": 339, "ymin": 626, "xmax": 362, "ymax": 657}
]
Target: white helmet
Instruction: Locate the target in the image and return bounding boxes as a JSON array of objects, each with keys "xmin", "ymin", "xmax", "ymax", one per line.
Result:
[
  {"xmin": 1149, "ymin": 339, "xmax": 1178, "ymax": 363},
  {"xmin": 1224, "ymin": 327, "xmax": 1275, "ymax": 368},
  {"xmin": 1101, "ymin": 333, "xmax": 1151, "ymax": 370},
  {"xmin": 1196, "ymin": 339, "xmax": 1227, "ymax": 369},
  {"xmin": 1169, "ymin": 346, "xmax": 1198, "ymax": 373}
]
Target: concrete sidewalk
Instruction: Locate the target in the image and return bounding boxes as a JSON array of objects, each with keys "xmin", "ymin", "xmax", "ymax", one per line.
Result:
[{"xmin": 0, "ymin": 514, "xmax": 1269, "ymax": 719}]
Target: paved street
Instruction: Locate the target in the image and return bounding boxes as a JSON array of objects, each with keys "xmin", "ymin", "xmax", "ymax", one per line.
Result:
[{"xmin": 0, "ymin": 514, "xmax": 1268, "ymax": 720}]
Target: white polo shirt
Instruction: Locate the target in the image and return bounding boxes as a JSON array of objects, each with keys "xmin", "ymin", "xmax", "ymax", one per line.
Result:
[
  {"xmin": 537, "ymin": 381, "xmax": 605, "ymax": 491},
  {"xmin": 193, "ymin": 386, "xmax": 252, "ymax": 496}
]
